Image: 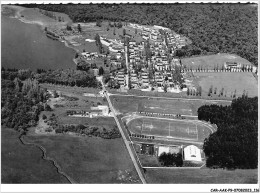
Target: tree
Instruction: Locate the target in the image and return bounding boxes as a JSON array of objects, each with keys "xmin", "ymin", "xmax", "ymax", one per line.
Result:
[
  {"xmin": 96, "ymin": 20, "xmax": 102, "ymax": 27},
  {"xmin": 113, "ymin": 26, "xmax": 116, "ymax": 35},
  {"xmin": 208, "ymin": 85, "xmax": 213, "ymax": 96},
  {"xmin": 66, "ymin": 25, "xmax": 72, "ymax": 31},
  {"xmin": 77, "ymin": 24, "xmax": 82, "ymax": 33},
  {"xmin": 123, "ymin": 28, "xmax": 126, "ymax": 36},
  {"xmin": 98, "ymin": 67, "xmax": 104, "ymax": 76},
  {"xmin": 197, "ymin": 86, "xmax": 202, "ymax": 96},
  {"xmin": 42, "ymin": 114, "xmax": 47, "ymax": 120},
  {"xmin": 164, "ymin": 84, "xmax": 168, "ymax": 93},
  {"xmin": 187, "ymin": 88, "xmax": 190, "ymax": 96}
]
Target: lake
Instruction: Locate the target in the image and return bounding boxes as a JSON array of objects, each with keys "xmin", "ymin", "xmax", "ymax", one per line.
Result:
[{"xmin": 1, "ymin": 15, "xmax": 76, "ymax": 71}]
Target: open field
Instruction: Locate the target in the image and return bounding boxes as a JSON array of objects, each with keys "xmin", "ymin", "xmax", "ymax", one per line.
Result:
[
  {"xmin": 111, "ymin": 95, "xmax": 231, "ymax": 116},
  {"xmin": 145, "ymin": 168, "xmax": 258, "ymax": 184},
  {"xmin": 127, "ymin": 117, "xmax": 213, "ymax": 142},
  {"xmin": 40, "ymin": 83, "xmax": 101, "ymax": 95},
  {"xmin": 138, "ymin": 154, "xmax": 160, "ymax": 167},
  {"xmin": 193, "ymin": 72, "xmax": 258, "ymax": 97},
  {"xmin": 1, "ymin": 128, "xmax": 68, "ymax": 184},
  {"xmin": 182, "ymin": 53, "xmax": 253, "ymax": 70},
  {"xmin": 25, "ymin": 134, "xmax": 141, "ymax": 183}
]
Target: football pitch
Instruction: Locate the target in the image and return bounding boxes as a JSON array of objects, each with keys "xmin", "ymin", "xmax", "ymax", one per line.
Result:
[{"xmin": 128, "ymin": 117, "xmax": 213, "ymax": 142}]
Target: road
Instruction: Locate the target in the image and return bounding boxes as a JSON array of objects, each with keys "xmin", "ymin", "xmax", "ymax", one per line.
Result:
[{"xmin": 98, "ymin": 77, "xmax": 146, "ymax": 184}]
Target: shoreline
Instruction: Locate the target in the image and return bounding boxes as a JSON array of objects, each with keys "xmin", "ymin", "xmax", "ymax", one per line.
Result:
[{"xmin": 3, "ymin": 5, "xmax": 79, "ymax": 66}]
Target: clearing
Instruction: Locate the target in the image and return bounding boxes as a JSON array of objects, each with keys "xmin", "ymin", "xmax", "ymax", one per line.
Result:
[
  {"xmin": 111, "ymin": 95, "xmax": 231, "ymax": 116},
  {"xmin": 193, "ymin": 72, "xmax": 258, "ymax": 97},
  {"xmin": 182, "ymin": 53, "xmax": 253, "ymax": 70}
]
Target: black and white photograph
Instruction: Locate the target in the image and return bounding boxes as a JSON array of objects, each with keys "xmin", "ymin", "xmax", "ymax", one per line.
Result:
[{"xmin": 0, "ymin": 0, "xmax": 259, "ymax": 192}]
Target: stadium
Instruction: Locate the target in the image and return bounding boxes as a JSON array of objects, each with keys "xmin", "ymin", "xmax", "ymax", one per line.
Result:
[{"xmin": 127, "ymin": 116, "xmax": 214, "ymax": 143}]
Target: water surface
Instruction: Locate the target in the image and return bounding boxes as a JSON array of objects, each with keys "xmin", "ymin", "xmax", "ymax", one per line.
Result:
[{"xmin": 1, "ymin": 15, "xmax": 76, "ymax": 71}]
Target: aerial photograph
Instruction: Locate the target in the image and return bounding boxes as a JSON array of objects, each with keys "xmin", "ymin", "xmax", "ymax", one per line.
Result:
[{"xmin": 1, "ymin": 1, "xmax": 258, "ymax": 190}]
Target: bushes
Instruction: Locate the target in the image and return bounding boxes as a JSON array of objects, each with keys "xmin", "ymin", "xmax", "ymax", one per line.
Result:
[
  {"xmin": 158, "ymin": 152, "xmax": 183, "ymax": 167},
  {"xmin": 54, "ymin": 124, "xmax": 121, "ymax": 139}
]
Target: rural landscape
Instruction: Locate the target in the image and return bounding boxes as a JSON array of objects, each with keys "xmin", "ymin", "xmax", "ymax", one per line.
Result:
[{"xmin": 1, "ymin": 2, "xmax": 258, "ymax": 188}]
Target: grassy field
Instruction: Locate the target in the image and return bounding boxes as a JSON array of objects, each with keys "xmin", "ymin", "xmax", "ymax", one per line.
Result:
[
  {"xmin": 40, "ymin": 83, "xmax": 101, "ymax": 95},
  {"xmin": 138, "ymin": 154, "xmax": 160, "ymax": 167},
  {"xmin": 37, "ymin": 83, "xmax": 116, "ymax": 132},
  {"xmin": 145, "ymin": 168, "xmax": 258, "ymax": 184},
  {"xmin": 193, "ymin": 72, "xmax": 258, "ymax": 97},
  {"xmin": 1, "ymin": 128, "xmax": 68, "ymax": 184},
  {"xmin": 111, "ymin": 95, "xmax": 231, "ymax": 116},
  {"xmin": 182, "ymin": 53, "xmax": 253, "ymax": 70},
  {"xmin": 128, "ymin": 117, "xmax": 212, "ymax": 142},
  {"xmin": 25, "ymin": 134, "xmax": 141, "ymax": 183}
]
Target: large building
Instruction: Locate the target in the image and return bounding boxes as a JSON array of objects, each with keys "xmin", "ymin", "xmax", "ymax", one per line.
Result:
[{"xmin": 183, "ymin": 145, "xmax": 202, "ymax": 162}]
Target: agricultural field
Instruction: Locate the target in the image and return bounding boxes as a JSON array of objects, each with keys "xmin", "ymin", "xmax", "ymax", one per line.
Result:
[
  {"xmin": 25, "ymin": 134, "xmax": 141, "ymax": 183},
  {"xmin": 1, "ymin": 128, "xmax": 68, "ymax": 184},
  {"xmin": 127, "ymin": 117, "xmax": 213, "ymax": 142},
  {"xmin": 145, "ymin": 168, "xmax": 258, "ymax": 184},
  {"xmin": 111, "ymin": 95, "xmax": 231, "ymax": 116},
  {"xmin": 182, "ymin": 53, "xmax": 253, "ymax": 70},
  {"xmin": 193, "ymin": 72, "xmax": 258, "ymax": 97}
]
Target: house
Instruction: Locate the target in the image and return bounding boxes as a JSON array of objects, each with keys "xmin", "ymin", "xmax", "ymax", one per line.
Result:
[{"xmin": 224, "ymin": 62, "xmax": 242, "ymax": 70}]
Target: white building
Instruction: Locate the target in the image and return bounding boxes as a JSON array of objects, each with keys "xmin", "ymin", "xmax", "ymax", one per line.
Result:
[{"xmin": 183, "ymin": 145, "xmax": 202, "ymax": 162}]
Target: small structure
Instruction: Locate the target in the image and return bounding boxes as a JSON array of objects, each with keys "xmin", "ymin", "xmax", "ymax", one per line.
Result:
[
  {"xmin": 183, "ymin": 145, "xmax": 202, "ymax": 162},
  {"xmin": 90, "ymin": 105, "xmax": 109, "ymax": 116}
]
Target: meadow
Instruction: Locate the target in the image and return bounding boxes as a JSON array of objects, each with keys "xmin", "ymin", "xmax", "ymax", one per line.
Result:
[
  {"xmin": 25, "ymin": 134, "xmax": 141, "ymax": 183},
  {"xmin": 193, "ymin": 72, "xmax": 258, "ymax": 97},
  {"xmin": 145, "ymin": 168, "xmax": 258, "ymax": 184},
  {"xmin": 1, "ymin": 128, "xmax": 68, "ymax": 184},
  {"xmin": 182, "ymin": 53, "xmax": 253, "ymax": 70},
  {"xmin": 111, "ymin": 95, "xmax": 231, "ymax": 116}
]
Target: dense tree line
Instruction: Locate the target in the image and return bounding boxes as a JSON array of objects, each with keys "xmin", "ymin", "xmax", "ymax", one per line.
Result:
[
  {"xmin": 2, "ymin": 68, "xmax": 101, "ymax": 88},
  {"xmin": 198, "ymin": 96, "xmax": 258, "ymax": 169},
  {"xmin": 55, "ymin": 124, "xmax": 121, "ymax": 139},
  {"xmin": 21, "ymin": 3, "xmax": 257, "ymax": 66},
  {"xmin": 158, "ymin": 152, "xmax": 183, "ymax": 167},
  {"xmin": 1, "ymin": 69, "xmax": 49, "ymax": 133}
]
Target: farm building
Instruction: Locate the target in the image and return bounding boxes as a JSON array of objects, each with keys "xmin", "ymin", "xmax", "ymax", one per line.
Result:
[{"xmin": 183, "ymin": 145, "xmax": 202, "ymax": 162}]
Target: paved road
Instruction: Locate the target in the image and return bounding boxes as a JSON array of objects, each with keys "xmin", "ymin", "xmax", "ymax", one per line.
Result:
[{"xmin": 98, "ymin": 78, "xmax": 146, "ymax": 184}]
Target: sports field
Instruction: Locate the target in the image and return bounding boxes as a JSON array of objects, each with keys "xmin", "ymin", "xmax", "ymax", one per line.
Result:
[
  {"xmin": 128, "ymin": 117, "xmax": 213, "ymax": 142},
  {"xmin": 194, "ymin": 72, "xmax": 258, "ymax": 97},
  {"xmin": 182, "ymin": 53, "xmax": 253, "ymax": 70},
  {"xmin": 111, "ymin": 95, "xmax": 231, "ymax": 116}
]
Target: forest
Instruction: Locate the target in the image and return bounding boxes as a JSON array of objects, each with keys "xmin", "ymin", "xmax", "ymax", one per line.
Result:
[
  {"xmin": 21, "ymin": 3, "xmax": 258, "ymax": 66},
  {"xmin": 2, "ymin": 68, "xmax": 101, "ymax": 88},
  {"xmin": 198, "ymin": 96, "xmax": 258, "ymax": 169},
  {"xmin": 1, "ymin": 68, "xmax": 101, "ymax": 133}
]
